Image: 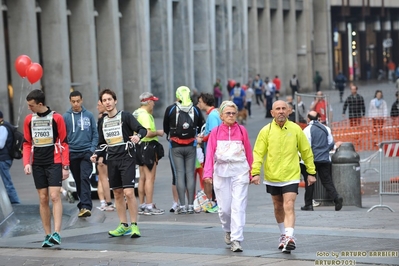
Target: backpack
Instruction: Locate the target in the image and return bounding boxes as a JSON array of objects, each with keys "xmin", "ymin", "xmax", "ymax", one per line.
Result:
[
  {"xmin": 1, "ymin": 122, "xmax": 24, "ymax": 160},
  {"xmin": 169, "ymin": 104, "xmax": 197, "ymax": 139}
]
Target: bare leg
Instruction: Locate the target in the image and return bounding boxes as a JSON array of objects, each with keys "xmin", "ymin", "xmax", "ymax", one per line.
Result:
[
  {"xmin": 113, "ymin": 188, "xmax": 128, "ymax": 223},
  {"xmin": 271, "ymin": 194, "xmax": 285, "ymax": 224},
  {"xmin": 282, "ymin": 192, "xmax": 297, "ymax": 228},
  {"xmin": 138, "ymin": 166, "xmax": 146, "ymax": 205},
  {"xmin": 37, "ymin": 188, "xmax": 51, "ymax": 235},
  {"xmin": 49, "ymin": 186, "xmax": 63, "ymax": 232},
  {"xmin": 124, "ymin": 187, "xmax": 138, "ymax": 223},
  {"xmin": 143, "ymin": 165, "xmax": 157, "ymax": 204},
  {"xmin": 97, "ymin": 163, "xmax": 111, "ymax": 203}
]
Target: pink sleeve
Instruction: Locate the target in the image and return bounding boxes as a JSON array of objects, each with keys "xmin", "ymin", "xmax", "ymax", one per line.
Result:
[
  {"xmin": 240, "ymin": 126, "xmax": 253, "ymax": 179},
  {"xmin": 203, "ymin": 127, "xmax": 218, "ymax": 179}
]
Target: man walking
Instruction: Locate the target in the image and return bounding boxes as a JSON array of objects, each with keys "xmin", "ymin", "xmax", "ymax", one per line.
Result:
[
  {"xmin": 335, "ymin": 72, "xmax": 347, "ymax": 103},
  {"xmin": 342, "ymin": 85, "xmax": 366, "ymax": 126},
  {"xmin": 22, "ymin": 89, "xmax": 70, "ymax": 247},
  {"xmin": 301, "ymin": 111, "xmax": 343, "ymax": 211},
  {"xmin": 91, "ymin": 89, "xmax": 147, "ymax": 238},
  {"xmin": 0, "ymin": 110, "xmax": 20, "ymax": 204},
  {"xmin": 252, "ymin": 74, "xmax": 264, "ymax": 106},
  {"xmin": 252, "ymin": 100, "xmax": 316, "ymax": 254},
  {"xmin": 63, "ymin": 91, "xmax": 98, "ymax": 218},
  {"xmin": 289, "ymin": 74, "xmax": 300, "ymax": 98},
  {"xmin": 133, "ymin": 92, "xmax": 165, "ymax": 215}
]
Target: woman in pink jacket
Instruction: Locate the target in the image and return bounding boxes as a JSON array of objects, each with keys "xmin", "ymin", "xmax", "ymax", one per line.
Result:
[{"xmin": 203, "ymin": 101, "xmax": 259, "ymax": 252}]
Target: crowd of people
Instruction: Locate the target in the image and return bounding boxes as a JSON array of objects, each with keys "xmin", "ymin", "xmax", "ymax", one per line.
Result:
[{"xmin": 1, "ymin": 72, "xmax": 398, "ymax": 253}]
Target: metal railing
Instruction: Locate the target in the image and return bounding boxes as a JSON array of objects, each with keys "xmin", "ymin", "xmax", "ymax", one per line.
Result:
[{"xmin": 367, "ymin": 140, "xmax": 399, "ymax": 212}]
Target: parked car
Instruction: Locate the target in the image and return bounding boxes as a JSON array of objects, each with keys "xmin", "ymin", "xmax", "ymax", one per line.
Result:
[{"xmin": 62, "ymin": 163, "xmax": 140, "ymax": 199}]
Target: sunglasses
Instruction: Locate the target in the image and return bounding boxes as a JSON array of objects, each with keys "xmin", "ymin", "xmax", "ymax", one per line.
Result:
[{"xmin": 224, "ymin": 112, "xmax": 237, "ymax": 116}]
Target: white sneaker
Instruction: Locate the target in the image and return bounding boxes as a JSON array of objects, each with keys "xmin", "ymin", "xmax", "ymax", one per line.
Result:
[
  {"xmin": 282, "ymin": 236, "xmax": 296, "ymax": 253},
  {"xmin": 278, "ymin": 234, "xmax": 285, "ymax": 249},
  {"xmin": 174, "ymin": 205, "xmax": 187, "ymax": 214},
  {"xmin": 313, "ymin": 200, "xmax": 321, "ymax": 207},
  {"xmin": 169, "ymin": 202, "xmax": 178, "ymax": 213},
  {"xmin": 230, "ymin": 240, "xmax": 243, "ymax": 252}
]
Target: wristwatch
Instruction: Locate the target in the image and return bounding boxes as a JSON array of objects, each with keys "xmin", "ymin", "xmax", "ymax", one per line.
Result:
[
  {"xmin": 136, "ymin": 134, "xmax": 142, "ymax": 139},
  {"xmin": 62, "ymin": 165, "xmax": 70, "ymax": 170}
]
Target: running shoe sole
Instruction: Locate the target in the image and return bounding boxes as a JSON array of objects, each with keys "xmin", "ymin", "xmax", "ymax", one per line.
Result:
[{"xmin": 49, "ymin": 234, "xmax": 61, "ymax": 245}]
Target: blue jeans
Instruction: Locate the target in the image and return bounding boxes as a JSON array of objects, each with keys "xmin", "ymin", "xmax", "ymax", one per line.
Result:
[
  {"xmin": 170, "ymin": 146, "xmax": 196, "ymax": 206},
  {"xmin": 0, "ymin": 160, "xmax": 20, "ymax": 203},
  {"xmin": 70, "ymin": 151, "xmax": 93, "ymax": 210}
]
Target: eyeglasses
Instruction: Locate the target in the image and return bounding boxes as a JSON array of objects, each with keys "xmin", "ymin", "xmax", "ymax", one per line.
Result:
[{"xmin": 224, "ymin": 112, "xmax": 237, "ymax": 116}]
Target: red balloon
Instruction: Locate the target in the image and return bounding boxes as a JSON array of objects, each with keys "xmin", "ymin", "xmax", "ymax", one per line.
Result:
[
  {"xmin": 14, "ymin": 55, "xmax": 32, "ymax": 78},
  {"xmin": 26, "ymin": 63, "xmax": 43, "ymax": 84}
]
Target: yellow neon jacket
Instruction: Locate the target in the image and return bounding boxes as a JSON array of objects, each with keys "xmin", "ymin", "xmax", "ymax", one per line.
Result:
[{"xmin": 251, "ymin": 119, "xmax": 316, "ymax": 183}]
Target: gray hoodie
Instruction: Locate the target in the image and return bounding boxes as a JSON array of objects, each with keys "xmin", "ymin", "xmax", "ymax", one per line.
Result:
[{"xmin": 63, "ymin": 106, "xmax": 98, "ymax": 153}]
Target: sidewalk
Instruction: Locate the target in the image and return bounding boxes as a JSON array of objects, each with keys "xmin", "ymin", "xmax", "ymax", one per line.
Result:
[{"xmin": 1, "ymin": 82, "xmax": 398, "ymax": 266}]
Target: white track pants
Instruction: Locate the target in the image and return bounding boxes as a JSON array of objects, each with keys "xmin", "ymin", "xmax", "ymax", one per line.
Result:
[{"xmin": 213, "ymin": 171, "xmax": 249, "ymax": 242}]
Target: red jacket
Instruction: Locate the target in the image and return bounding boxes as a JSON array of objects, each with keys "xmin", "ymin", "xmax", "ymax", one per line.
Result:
[{"xmin": 23, "ymin": 108, "xmax": 69, "ymax": 166}]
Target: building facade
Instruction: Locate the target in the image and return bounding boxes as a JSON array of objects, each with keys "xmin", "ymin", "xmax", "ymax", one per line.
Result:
[{"xmin": 1, "ymin": 0, "xmax": 397, "ymax": 127}]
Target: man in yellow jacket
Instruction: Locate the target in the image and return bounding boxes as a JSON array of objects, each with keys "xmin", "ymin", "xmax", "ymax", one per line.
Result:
[{"xmin": 251, "ymin": 100, "xmax": 316, "ymax": 254}]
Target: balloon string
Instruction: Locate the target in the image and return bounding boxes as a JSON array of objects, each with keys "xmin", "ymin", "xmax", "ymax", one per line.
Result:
[{"xmin": 16, "ymin": 78, "xmax": 26, "ymax": 127}]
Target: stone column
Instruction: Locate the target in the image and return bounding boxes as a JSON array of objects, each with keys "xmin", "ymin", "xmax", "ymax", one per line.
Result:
[
  {"xmin": 313, "ymin": 0, "xmax": 333, "ymax": 91},
  {"xmin": 119, "ymin": 0, "xmax": 151, "ymax": 113},
  {"xmin": 248, "ymin": 0, "xmax": 259, "ymax": 79},
  {"xmin": 39, "ymin": 0, "xmax": 71, "ymax": 114},
  {"xmin": 149, "ymin": 0, "xmax": 174, "ymax": 116},
  {"xmin": 172, "ymin": 0, "xmax": 194, "ymax": 93},
  {"xmin": 94, "ymin": 0, "xmax": 123, "ymax": 108},
  {"xmin": 215, "ymin": 2, "xmax": 227, "ymax": 95},
  {"xmin": 68, "ymin": 0, "xmax": 98, "ymax": 115},
  {"xmin": 231, "ymin": 1, "xmax": 244, "ymax": 83},
  {"xmin": 241, "ymin": 0, "xmax": 248, "ymax": 84},
  {"xmin": 7, "ymin": 0, "xmax": 40, "ymax": 129},
  {"xmin": 258, "ymin": 0, "xmax": 272, "ymax": 78},
  {"xmin": 270, "ymin": 0, "xmax": 284, "ymax": 93},
  {"xmin": 0, "ymin": 8, "xmax": 9, "ymax": 121},
  {"xmin": 283, "ymin": 0, "xmax": 297, "ymax": 94},
  {"xmin": 193, "ymin": 0, "xmax": 212, "ymax": 92},
  {"xmin": 209, "ymin": 0, "xmax": 216, "ymax": 87},
  {"xmin": 297, "ymin": 0, "xmax": 314, "ymax": 92},
  {"xmin": 225, "ymin": 0, "xmax": 233, "ymax": 80}
]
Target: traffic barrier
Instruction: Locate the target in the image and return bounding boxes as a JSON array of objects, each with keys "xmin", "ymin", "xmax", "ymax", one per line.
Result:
[
  {"xmin": 331, "ymin": 117, "xmax": 399, "ymax": 152},
  {"xmin": 367, "ymin": 140, "xmax": 399, "ymax": 212}
]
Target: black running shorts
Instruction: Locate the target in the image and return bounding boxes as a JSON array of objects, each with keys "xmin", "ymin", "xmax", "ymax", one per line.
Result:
[
  {"xmin": 107, "ymin": 157, "xmax": 136, "ymax": 189},
  {"xmin": 266, "ymin": 183, "xmax": 299, "ymax": 196},
  {"xmin": 32, "ymin": 164, "xmax": 62, "ymax": 189}
]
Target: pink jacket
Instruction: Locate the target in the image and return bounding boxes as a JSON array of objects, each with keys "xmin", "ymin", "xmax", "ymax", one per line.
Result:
[{"xmin": 203, "ymin": 122, "xmax": 253, "ymax": 179}]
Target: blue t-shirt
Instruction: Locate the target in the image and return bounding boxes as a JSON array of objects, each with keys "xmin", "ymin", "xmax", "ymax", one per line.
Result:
[{"xmin": 230, "ymin": 88, "xmax": 245, "ymax": 110}]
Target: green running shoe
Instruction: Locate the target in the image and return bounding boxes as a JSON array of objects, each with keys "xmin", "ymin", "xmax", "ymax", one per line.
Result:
[
  {"xmin": 49, "ymin": 232, "xmax": 61, "ymax": 245},
  {"xmin": 42, "ymin": 234, "xmax": 54, "ymax": 247},
  {"xmin": 206, "ymin": 204, "xmax": 219, "ymax": 213},
  {"xmin": 108, "ymin": 223, "xmax": 131, "ymax": 237},
  {"xmin": 130, "ymin": 224, "xmax": 141, "ymax": 238}
]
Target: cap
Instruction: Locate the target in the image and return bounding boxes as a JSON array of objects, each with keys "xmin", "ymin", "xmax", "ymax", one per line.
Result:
[
  {"xmin": 140, "ymin": 95, "xmax": 159, "ymax": 102},
  {"xmin": 0, "ymin": 110, "xmax": 3, "ymax": 118},
  {"xmin": 176, "ymin": 86, "xmax": 192, "ymax": 106}
]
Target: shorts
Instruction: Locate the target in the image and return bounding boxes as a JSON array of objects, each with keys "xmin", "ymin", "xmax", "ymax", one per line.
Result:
[
  {"xmin": 97, "ymin": 155, "xmax": 107, "ymax": 165},
  {"xmin": 32, "ymin": 164, "xmax": 62, "ymax": 189},
  {"xmin": 266, "ymin": 183, "xmax": 299, "ymax": 196},
  {"xmin": 107, "ymin": 157, "xmax": 136, "ymax": 189}
]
